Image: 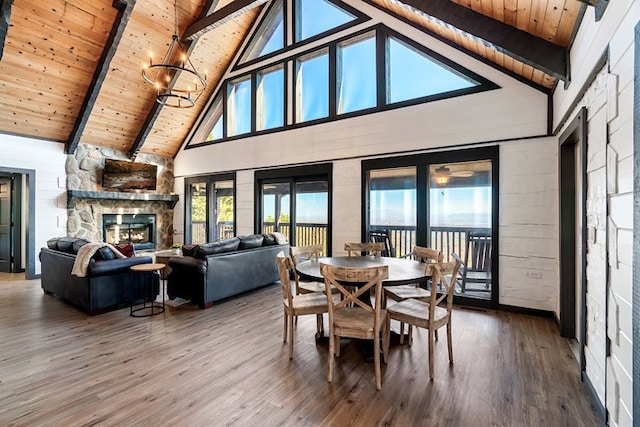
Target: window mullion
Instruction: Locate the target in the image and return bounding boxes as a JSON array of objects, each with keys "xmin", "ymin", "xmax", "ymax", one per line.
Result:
[{"xmin": 329, "ymin": 44, "xmax": 337, "ymax": 117}]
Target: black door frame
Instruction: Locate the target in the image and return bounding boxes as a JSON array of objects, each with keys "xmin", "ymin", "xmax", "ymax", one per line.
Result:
[
  {"xmin": 184, "ymin": 173, "xmax": 236, "ymax": 244},
  {"xmin": 0, "ymin": 167, "xmax": 34, "ymax": 278},
  {"xmin": 361, "ymin": 145, "xmax": 499, "ymax": 309},
  {"xmin": 632, "ymin": 20, "xmax": 639, "ymax": 424},
  {"xmin": 558, "ymin": 108, "xmax": 587, "ymax": 372}
]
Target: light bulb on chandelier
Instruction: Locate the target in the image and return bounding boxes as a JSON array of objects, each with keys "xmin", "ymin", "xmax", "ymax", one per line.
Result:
[{"xmin": 142, "ymin": 0, "xmax": 207, "ymax": 108}]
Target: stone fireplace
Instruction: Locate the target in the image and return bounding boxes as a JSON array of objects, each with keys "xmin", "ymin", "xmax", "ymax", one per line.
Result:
[
  {"xmin": 65, "ymin": 144, "xmax": 176, "ymax": 249},
  {"xmin": 102, "ymin": 214, "xmax": 156, "ymax": 250}
]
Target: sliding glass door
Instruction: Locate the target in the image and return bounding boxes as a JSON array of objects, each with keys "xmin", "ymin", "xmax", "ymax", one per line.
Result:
[
  {"xmin": 257, "ymin": 164, "xmax": 332, "ymax": 254},
  {"xmin": 363, "ymin": 147, "xmax": 498, "ymax": 308},
  {"xmin": 185, "ymin": 174, "xmax": 235, "ymax": 244}
]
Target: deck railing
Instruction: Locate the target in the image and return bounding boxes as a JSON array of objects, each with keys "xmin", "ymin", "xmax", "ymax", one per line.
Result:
[{"xmin": 190, "ymin": 221, "xmax": 235, "ymax": 244}]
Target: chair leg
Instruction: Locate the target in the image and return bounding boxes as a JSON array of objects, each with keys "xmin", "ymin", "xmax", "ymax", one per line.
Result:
[
  {"xmin": 374, "ymin": 335, "xmax": 382, "ymax": 390},
  {"xmin": 288, "ymin": 314, "xmax": 295, "ymax": 359},
  {"xmin": 328, "ymin": 331, "xmax": 335, "ymax": 383},
  {"xmin": 383, "ymin": 315, "xmax": 390, "ymax": 363},
  {"xmin": 335, "ymin": 334, "xmax": 341, "ymax": 357},
  {"xmin": 447, "ymin": 323, "xmax": 453, "ymax": 364},
  {"xmin": 316, "ymin": 313, "xmax": 324, "ymax": 335},
  {"xmin": 283, "ymin": 310, "xmax": 288, "ymax": 343},
  {"xmin": 428, "ymin": 327, "xmax": 435, "ymax": 380},
  {"xmin": 399, "ymin": 321, "xmax": 405, "ymax": 344}
]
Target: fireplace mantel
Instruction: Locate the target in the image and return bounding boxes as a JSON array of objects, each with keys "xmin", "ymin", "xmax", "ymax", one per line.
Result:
[{"xmin": 67, "ymin": 190, "xmax": 179, "ymax": 208}]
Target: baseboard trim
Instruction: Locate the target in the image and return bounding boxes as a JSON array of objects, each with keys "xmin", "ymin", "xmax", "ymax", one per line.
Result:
[
  {"xmin": 498, "ymin": 304, "xmax": 555, "ymax": 318},
  {"xmin": 581, "ymin": 371, "xmax": 607, "ymax": 424}
]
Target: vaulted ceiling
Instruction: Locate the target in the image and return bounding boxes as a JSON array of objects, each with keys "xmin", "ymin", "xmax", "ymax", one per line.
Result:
[{"xmin": 0, "ymin": 0, "xmax": 585, "ymax": 159}]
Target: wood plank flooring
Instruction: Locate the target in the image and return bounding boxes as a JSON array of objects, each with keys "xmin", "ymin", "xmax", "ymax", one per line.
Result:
[{"xmin": 0, "ymin": 273, "xmax": 601, "ymax": 426}]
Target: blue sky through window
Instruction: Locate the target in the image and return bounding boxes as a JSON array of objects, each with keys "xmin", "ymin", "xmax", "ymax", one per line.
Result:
[
  {"xmin": 295, "ymin": 0, "xmax": 356, "ymax": 42},
  {"xmin": 387, "ymin": 37, "xmax": 477, "ymax": 104},
  {"xmin": 257, "ymin": 67, "xmax": 284, "ymax": 130},
  {"xmin": 240, "ymin": 0, "xmax": 284, "ymax": 63},
  {"xmin": 337, "ymin": 34, "xmax": 376, "ymax": 114},
  {"xmin": 297, "ymin": 51, "xmax": 329, "ymax": 122},
  {"xmin": 227, "ymin": 78, "xmax": 252, "ymax": 136}
]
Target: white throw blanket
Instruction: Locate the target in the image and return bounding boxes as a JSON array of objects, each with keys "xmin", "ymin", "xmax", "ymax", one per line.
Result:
[{"xmin": 71, "ymin": 242, "xmax": 126, "ymax": 277}]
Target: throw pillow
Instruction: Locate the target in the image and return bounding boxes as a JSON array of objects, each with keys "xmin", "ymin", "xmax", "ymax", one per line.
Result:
[
  {"xmin": 262, "ymin": 234, "xmax": 277, "ymax": 246},
  {"xmin": 270, "ymin": 232, "xmax": 288, "ymax": 245},
  {"xmin": 181, "ymin": 244, "xmax": 199, "ymax": 257},
  {"xmin": 72, "ymin": 238, "xmax": 90, "ymax": 254},
  {"xmin": 113, "ymin": 242, "xmax": 135, "ymax": 257},
  {"xmin": 94, "ymin": 246, "xmax": 117, "ymax": 261},
  {"xmin": 238, "ymin": 234, "xmax": 264, "ymax": 249},
  {"xmin": 46, "ymin": 237, "xmax": 60, "ymax": 249}
]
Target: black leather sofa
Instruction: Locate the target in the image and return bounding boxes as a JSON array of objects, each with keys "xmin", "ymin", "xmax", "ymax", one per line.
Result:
[
  {"xmin": 167, "ymin": 234, "xmax": 287, "ymax": 309},
  {"xmin": 40, "ymin": 237, "xmax": 159, "ymax": 315}
]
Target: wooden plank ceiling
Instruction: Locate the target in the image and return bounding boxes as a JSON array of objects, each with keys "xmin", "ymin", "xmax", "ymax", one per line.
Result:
[{"xmin": 0, "ymin": 0, "xmax": 584, "ymax": 159}]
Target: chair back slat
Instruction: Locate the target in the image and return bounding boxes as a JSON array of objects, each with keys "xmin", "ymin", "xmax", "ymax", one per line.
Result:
[
  {"xmin": 466, "ymin": 232, "xmax": 492, "ymax": 273},
  {"xmin": 276, "ymin": 252, "xmax": 295, "ymax": 306},
  {"xmin": 426, "ymin": 261, "xmax": 461, "ymax": 308},
  {"xmin": 320, "ymin": 263, "xmax": 389, "ymax": 314},
  {"xmin": 412, "ymin": 246, "xmax": 443, "ymax": 263},
  {"xmin": 344, "ymin": 242, "xmax": 384, "ymax": 257}
]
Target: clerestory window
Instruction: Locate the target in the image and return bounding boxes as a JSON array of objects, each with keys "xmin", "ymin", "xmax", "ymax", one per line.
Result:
[{"xmin": 186, "ymin": 0, "xmax": 497, "ymax": 148}]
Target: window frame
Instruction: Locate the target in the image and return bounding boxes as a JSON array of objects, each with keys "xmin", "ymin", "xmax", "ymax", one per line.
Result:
[
  {"xmin": 361, "ymin": 146, "xmax": 500, "ymax": 309},
  {"xmin": 255, "ymin": 163, "xmax": 333, "ymax": 253},
  {"xmin": 187, "ymin": 24, "xmax": 498, "ymax": 149},
  {"xmin": 184, "ymin": 173, "xmax": 237, "ymax": 244}
]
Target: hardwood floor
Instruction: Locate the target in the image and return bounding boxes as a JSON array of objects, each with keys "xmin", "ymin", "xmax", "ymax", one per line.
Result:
[{"xmin": 0, "ymin": 273, "xmax": 601, "ymax": 426}]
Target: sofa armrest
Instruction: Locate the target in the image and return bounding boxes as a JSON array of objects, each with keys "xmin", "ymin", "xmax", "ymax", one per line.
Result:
[{"xmin": 88, "ymin": 256, "xmax": 154, "ymax": 277}]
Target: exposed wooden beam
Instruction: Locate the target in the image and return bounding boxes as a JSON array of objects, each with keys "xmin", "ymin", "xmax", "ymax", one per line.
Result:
[
  {"xmin": 65, "ymin": 0, "xmax": 136, "ymax": 155},
  {"xmin": 0, "ymin": 0, "xmax": 13, "ymax": 61},
  {"xmin": 183, "ymin": 0, "xmax": 268, "ymax": 41},
  {"xmin": 389, "ymin": 0, "xmax": 569, "ymax": 82},
  {"xmin": 130, "ymin": 0, "xmax": 217, "ymax": 159}
]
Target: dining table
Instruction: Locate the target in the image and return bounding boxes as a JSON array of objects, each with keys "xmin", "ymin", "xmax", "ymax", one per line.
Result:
[
  {"xmin": 295, "ymin": 255, "xmax": 432, "ymax": 360},
  {"xmin": 295, "ymin": 255, "xmax": 431, "ymax": 287}
]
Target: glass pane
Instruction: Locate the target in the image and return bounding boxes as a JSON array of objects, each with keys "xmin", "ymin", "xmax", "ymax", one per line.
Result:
[
  {"xmin": 295, "ymin": 181, "xmax": 328, "ymax": 253},
  {"xmin": 262, "ymin": 182, "xmax": 291, "ymax": 240},
  {"xmin": 337, "ymin": 32, "xmax": 376, "ymax": 114},
  {"xmin": 295, "ymin": 0, "xmax": 356, "ymax": 42},
  {"xmin": 295, "ymin": 50, "xmax": 329, "ymax": 122},
  {"xmin": 387, "ymin": 36, "xmax": 477, "ymax": 104},
  {"xmin": 368, "ymin": 167, "xmax": 417, "ymax": 258},
  {"xmin": 207, "ymin": 94, "xmax": 223, "ymax": 141},
  {"xmin": 239, "ymin": 0, "xmax": 284, "ymax": 63},
  {"xmin": 428, "ymin": 160, "xmax": 492, "ymax": 299},
  {"xmin": 189, "ymin": 182, "xmax": 207, "ymax": 244},
  {"xmin": 257, "ymin": 65, "xmax": 284, "ymax": 131},
  {"xmin": 214, "ymin": 180, "xmax": 234, "ymax": 240},
  {"xmin": 227, "ymin": 76, "xmax": 252, "ymax": 136}
]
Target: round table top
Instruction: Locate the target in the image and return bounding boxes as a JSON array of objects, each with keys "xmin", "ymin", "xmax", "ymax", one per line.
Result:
[
  {"xmin": 130, "ymin": 263, "xmax": 166, "ymax": 272},
  {"xmin": 296, "ymin": 256, "xmax": 430, "ymax": 286}
]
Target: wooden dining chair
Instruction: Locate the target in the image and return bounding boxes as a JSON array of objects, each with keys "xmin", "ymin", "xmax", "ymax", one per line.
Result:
[
  {"xmin": 384, "ymin": 260, "xmax": 461, "ymax": 380},
  {"xmin": 344, "ymin": 242, "xmax": 384, "ymax": 257},
  {"xmin": 320, "ymin": 262, "xmax": 389, "ymax": 390},
  {"xmin": 289, "ymin": 245, "xmax": 337, "ymax": 295},
  {"xmin": 276, "ymin": 252, "xmax": 337, "ymax": 359},
  {"xmin": 383, "ymin": 246, "xmax": 443, "ymax": 344}
]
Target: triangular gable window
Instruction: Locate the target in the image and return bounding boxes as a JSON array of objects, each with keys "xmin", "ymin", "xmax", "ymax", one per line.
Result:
[
  {"xmin": 238, "ymin": 0, "xmax": 285, "ymax": 65},
  {"xmin": 294, "ymin": 0, "xmax": 358, "ymax": 42},
  {"xmin": 387, "ymin": 35, "xmax": 479, "ymax": 104}
]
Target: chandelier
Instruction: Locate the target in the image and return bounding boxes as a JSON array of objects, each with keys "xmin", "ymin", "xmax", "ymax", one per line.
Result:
[{"xmin": 142, "ymin": 0, "xmax": 207, "ymax": 108}]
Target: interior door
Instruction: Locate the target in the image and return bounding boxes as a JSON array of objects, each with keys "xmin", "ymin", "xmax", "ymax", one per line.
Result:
[{"xmin": 0, "ymin": 177, "xmax": 13, "ymax": 273}]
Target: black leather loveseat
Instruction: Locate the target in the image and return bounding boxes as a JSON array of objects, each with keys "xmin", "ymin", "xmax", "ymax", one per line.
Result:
[
  {"xmin": 40, "ymin": 237, "xmax": 159, "ymax": 315},
  {"xmin": 167, "ymin": 234, "xmax": 288, "ymax": 309}
]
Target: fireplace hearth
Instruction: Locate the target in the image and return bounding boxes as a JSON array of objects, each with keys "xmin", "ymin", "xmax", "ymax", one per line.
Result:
[{"xmin": 102, "ymin": 214, "xmax": 156, "ymax": 250}]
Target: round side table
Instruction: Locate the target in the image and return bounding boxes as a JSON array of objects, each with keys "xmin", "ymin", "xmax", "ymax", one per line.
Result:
[{"xmin": 130, "ymin": 263, "xmax": 166, "ymax": 317}]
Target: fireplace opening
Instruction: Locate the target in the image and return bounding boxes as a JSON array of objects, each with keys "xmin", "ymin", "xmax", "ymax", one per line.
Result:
[{"xmin": 102, "ymin": 214, "xmax": 156, "ymax": 250}]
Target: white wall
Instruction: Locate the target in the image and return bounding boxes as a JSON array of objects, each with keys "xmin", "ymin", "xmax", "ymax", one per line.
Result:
[
  {"xmin": 499, "ymin": 138, "xmax": 559, "ymax": 311},
  {"xmin": 553, "ymin": 0, "xmax": 638, "ymax": 423},
  {"xmin": 0, "ymin": 134, "xmax": 67, "ymax": 275},
  {"xmin": 173, "ymin": 6, "xmax": 562, "ymax": 313}
]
